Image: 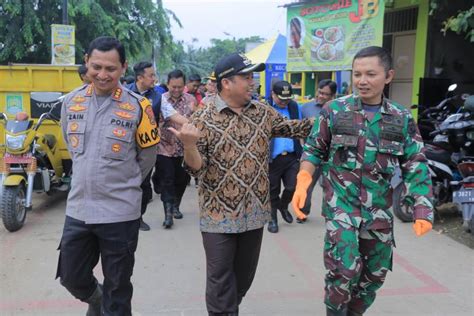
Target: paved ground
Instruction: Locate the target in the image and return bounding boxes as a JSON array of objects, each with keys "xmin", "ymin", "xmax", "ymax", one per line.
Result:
[{"xmin": 0, "ymin": 185, "xmax": 473, "ymax": 316}]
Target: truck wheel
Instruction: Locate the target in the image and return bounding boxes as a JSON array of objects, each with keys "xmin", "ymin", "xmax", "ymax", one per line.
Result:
[
  {"xmin": 1, "ymin": 184, "xmax": 27, "ymax": 232},
  {"xmin": 393, "ymin": 184, "xmax": 414, "ymax": 223}
]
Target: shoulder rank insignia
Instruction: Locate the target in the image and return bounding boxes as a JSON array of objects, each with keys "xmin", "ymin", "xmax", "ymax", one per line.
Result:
[
  {"xmin": 85, "ymin": 84, "xmax": 94, "ymax": 96},
  {"xmin": 118, "ymin": 102, "xmax": 136, "ymax": 111},
  {"xmin": 112, "ymin": 88, "xmax": 123, "ymax": 101},
  {"xmin": 72, "ymin": 96, "xmax": 86, "ymax": 103},
  {"xmin": 115, "ymin": 111, "xmax": 133, "ymax": 119},
  {"xmin": 69, "ymin": 104, "xmax": 87, "ymax": 112}
]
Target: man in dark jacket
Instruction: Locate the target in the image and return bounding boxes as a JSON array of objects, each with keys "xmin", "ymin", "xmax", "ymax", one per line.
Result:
[
  {"xmin": 267, "ymin": 80, "xmax": 303, "ymax": 233},
  {"xmin": 129, "ymin": 61, "xmax": 161, "ymax": 231}
]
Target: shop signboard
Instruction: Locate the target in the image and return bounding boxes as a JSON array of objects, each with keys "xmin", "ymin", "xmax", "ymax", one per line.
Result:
[
  {"xmin": 51, "ymin": 24, "xmax": 75, "ymax": 65},
  {"xmin": 287, "ymin": 0, "xmax": 385, "ymax": 72}
]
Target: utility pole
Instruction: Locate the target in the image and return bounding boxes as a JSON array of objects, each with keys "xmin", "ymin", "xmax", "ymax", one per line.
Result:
[{"xmin": 62, "ymin": 0, "xmax": 68, "ymax": 24}]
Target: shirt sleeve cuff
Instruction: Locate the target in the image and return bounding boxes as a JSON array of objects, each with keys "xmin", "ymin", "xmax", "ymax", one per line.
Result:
[{"xmin": 413, "ymin": 206, "xmax": 434, "ymax": 223}]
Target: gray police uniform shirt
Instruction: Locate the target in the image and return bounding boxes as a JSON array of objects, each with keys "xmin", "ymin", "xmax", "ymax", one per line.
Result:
[{"xmin": 60, "ymin": 84, "xmax": 158, "ymax": 224}]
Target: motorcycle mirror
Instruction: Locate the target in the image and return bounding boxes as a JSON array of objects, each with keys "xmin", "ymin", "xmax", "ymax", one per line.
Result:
[{"xmin": 448, "ymin": 83, "xmax": 458, "ymax": 92}]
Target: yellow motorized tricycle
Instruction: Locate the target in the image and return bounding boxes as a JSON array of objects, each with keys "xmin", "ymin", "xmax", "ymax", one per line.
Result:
[
  {"xmin": 0, "ymin": 107, "xmax": 71, "ymax": 232},
  {"xmin": 0, "ymin": 64, "xmax": 79, "ymax": 232}
]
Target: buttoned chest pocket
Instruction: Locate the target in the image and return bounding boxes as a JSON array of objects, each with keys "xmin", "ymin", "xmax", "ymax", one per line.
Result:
[
  {"xmin": 376, "ymin": 139, "xmax": 404, "ymax": 174},
  {"xmin": 66, "ymin": 121, "xmax": 86, "ymax": 154},
  {"xmin": 102, "ymin": 125, "xmax": 134, "ymax": 160},
  {"xmin": 329, "ymin": 134, "xmax": 358, "ymax": 170}
]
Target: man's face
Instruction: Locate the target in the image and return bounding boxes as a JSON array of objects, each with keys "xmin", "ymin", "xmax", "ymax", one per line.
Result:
[
  {"xmin": 352, "ymin": 56, "xmax": 394, "ymax": 105},
  {"xmin": 206, "ymin": 80, "xmax": 217, "ymax": 95},
  {"xmin": 222, "ymin": 73, "xmax": 255, "ymax": 106},
  {"xmin": 85, "ymin": 49, "xmax": 126, "ymax": 96},
  {"xmin": 168, "ymin": 77, "xmax": 185, "ymax": 100},
  {"xmin": 272, "ymin": 92, "xmax": 290, "ymax": 108},
  {"xmin": 186, "ymin": 80, "xmax": 200, "ymax": 94},
  {"xmin": 138, "ymin": 67, "xmax": 156, "ymax": 90},
  {"xmin": 316, "ymin": 85, "xmax": 335, "ymax": 105}
]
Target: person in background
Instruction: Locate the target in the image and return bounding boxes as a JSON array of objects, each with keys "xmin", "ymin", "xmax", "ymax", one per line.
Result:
[
  {"xmin": 128, "ymin": 61, "xmax": 162, "ymax": 231},
  {"xmin": 185, "ymin": 73, "xmax": 203, "ymax": 104},
  {"xmin": 298, "ymin": 79, "xmax": 337, "ymax": 222},
  {"xmin": 170, "ymin": 53, "xmax": 313, "ymax": 315},
  {"xmin": 267, "ymin": 80, "xmax": 303, "ymax": 233},
  {"xmin": 77, "ymin": 64, "xmax": 90, "ymax": 84},
  {"xmin": 292, "ymin": 46, "xmax": 434, "ymax": 316},
  {"xmin": 156, "ymin": 69, "xmax": 195, "ymax": 229},
  {"xmin": 56, "ymin": 36, "xmax": 159, "ymax": 315}
]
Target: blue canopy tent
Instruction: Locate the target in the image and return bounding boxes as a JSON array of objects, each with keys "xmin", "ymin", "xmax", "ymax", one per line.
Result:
[{"xmin": 245, "ymin": 34, "xmax": 287, "ymax": 102}]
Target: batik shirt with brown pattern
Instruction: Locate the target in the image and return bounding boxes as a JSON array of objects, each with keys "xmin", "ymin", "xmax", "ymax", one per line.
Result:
[{"xmin": 186, "ymin": 94, "xmax": 312, "ymax": 233}]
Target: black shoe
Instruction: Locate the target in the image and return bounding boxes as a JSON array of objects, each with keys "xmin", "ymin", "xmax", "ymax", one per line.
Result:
[
  {"xmin": 163, "ymin": 202, "xmax": 174, "ymax": 229},
  {"xmin": 296, "ymin": 217, "xmax": 307, "ymax": 224},
  {"xmin": 279, "ymin": 208, "xmax": 294, "ymax": 223},
  {"xmin": 173, "ymin": 208, "xmax": 183, "ymax": 219},
  {"xmin": 139, "ymin": 218, "xmax": 150, "ymax": 231},
  {"xmin": 267, "ymin": 219, "xmax": 279, "ymax": 233}
]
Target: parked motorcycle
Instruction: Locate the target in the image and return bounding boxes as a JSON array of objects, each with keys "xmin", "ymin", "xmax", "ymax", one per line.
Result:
[
  {"xmin": 0, "ymin": 106, "xmax": 71, "ymax": 232},
  {"xmin": 393, "ymin": 94, "xmax": 473, "ymax": 224},
  {"xmin": 450, "ymin": 95, "xmax": 474, "ymax": 234},
  {"xmin": 417, "ymin": 84, "xmax": 467, "ymax": 141}
]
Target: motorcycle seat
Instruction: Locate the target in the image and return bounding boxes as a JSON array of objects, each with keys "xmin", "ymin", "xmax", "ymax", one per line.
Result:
[
  {"xmin": 425, "ymin": 145, "xmax": 452, "ymax": 166},
  {"xmin": 43, "ymin": 134, "xmax": 57, "ymax": 150}
]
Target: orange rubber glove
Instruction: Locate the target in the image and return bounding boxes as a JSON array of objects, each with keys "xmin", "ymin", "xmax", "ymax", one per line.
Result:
[
  {"xmin": 413, "ymin": 219, "xmax": 432, "ymax": 237},
  {"xmin": 291, "ymin": 169, "xmax": 313, "ymax": 220}
]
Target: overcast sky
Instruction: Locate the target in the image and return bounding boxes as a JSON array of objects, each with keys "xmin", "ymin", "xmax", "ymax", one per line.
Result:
[{"xmin": 162, "ymin": 0, "xmax": 290, "ymax": 47}]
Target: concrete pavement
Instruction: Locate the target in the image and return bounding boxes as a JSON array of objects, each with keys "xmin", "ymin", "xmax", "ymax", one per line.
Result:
[{"xmin": 0, "ymin": 185, "xmax": 473, "ymax": 315}]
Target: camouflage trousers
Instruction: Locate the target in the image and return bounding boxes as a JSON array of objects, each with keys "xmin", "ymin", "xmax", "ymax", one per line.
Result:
[{"xmin": 324, "ymin": 219, "xmax": 393, "ymax": 313}]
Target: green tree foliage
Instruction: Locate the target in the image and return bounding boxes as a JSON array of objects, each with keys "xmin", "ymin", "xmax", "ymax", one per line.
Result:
[
  {"xmin": 0, "ymin": 0, "xmax": 176, "ymax": 64},
  {"xmin": 430, "ymin": 1, "xmax": 474, "ymax": 42},
  {"xmin": 161, "ymin": 36, "xmax": 264, "ymax": 79}
]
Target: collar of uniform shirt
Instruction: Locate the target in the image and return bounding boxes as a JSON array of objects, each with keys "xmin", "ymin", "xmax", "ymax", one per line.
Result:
[{"xmin": 351, "ymin": 94, "xmax": 397, "ymax": 116}]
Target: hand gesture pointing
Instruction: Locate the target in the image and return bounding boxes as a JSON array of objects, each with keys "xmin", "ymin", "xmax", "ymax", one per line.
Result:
[{"xmin": 168, "ymin": 123, "xmax": 201, "ymax": 148}]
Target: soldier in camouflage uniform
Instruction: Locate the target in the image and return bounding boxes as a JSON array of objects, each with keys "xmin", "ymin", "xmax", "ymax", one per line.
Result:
[{"xmin": 292, "ymin": 46, "xmax": 434, "ymax": 316}]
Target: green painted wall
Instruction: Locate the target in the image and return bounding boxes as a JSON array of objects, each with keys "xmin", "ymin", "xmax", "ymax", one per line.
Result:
[{"xmin": 412, "ymin": 0, "xmax": 429, "ymax": 106}]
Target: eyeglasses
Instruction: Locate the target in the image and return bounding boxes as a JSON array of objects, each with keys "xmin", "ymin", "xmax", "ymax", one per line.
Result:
[{"xmin": 318, "ymin": 90, "xmax": 333, "ymax": 97}]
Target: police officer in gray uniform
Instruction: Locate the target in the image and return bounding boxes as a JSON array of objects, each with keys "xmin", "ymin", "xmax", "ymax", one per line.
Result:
[{"xmin": 56, "ymin": 37, "xmax": 160, "ymax": 316}]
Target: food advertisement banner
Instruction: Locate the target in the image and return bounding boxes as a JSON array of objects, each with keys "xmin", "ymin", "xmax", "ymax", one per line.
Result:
[
  {"xmin": 51, "ymin": 24, "xmax": 75, "ymax": 65},
  {"xmin": 287, "ymin": 0, "xmax": 385, "ymax": 72}
]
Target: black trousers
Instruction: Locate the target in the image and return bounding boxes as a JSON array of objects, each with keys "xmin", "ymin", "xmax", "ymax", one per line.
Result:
[
  {"xmin": 202, "ymin": 228, "xmax": 264, "ymax": 314},
  {"xmin": 156, "ymin": 155, "xmax": 190, "ymax": 204},
  {"xmin": 56, "ymin": 216, "xmax": 140, "ymax": 316},
  {"xmin": 140, "ymin": 171, "xmax": 153, "ymax": 216},
  {"xmin": 269, "ymin": 153, "xmax": 299, "ymax": 210}
]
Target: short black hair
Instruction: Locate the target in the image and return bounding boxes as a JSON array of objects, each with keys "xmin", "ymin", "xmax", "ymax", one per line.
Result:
[
  {"xmin": 188, "ymin": 74, "xmax": 201, "ymax": 82},
  {"xmin": 353, "ymin": 46, "xmax": 393, "ymax": 74},
  {"xmin": 87, "ymin": 36, "xmax": 126, "ymax": 65},
  {"xmin": 167, "ymin": 69, "xmax": 186, "ymax": 84},
  {"xmin": 78, "ymin": 64, "xmax": 87, "ymax": 79},
  {"xmin": 216, "ymin": 75, "xmax": 235, "ymax": 93},
  {"xmin": 133, "ymin": 61, "xmax": 153, "ymax": 80},
  {"xmin": 318, "ymin": 79, "xmax": 337, "ymax": 95}
]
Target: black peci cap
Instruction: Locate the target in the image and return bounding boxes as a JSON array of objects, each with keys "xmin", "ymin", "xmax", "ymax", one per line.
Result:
[
  {"xmin": 214, "ymin": 53, "xmax": 265, "ymax": 82},
  {"xmin": 272, "ymin": 81, "xmax": 293, "ymax": 100}
]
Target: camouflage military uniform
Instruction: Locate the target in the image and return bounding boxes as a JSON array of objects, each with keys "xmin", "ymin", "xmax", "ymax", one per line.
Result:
[{"xmin": 301, "ymin": 94, "xmax": 434, "ymax": 313}]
